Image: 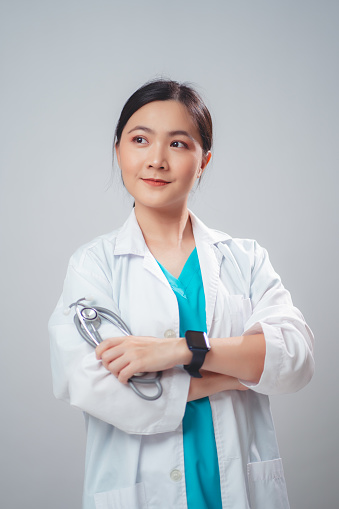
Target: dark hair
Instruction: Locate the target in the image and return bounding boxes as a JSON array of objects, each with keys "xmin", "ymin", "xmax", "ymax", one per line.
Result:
[{"xmin": 114, "ymin": 79, "xmax": 213, "ymax": 155}]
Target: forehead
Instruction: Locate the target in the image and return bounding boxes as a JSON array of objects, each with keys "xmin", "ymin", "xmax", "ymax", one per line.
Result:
[{"xmin": 123, "ymin": 100, "xmax": 201, "ymax": 140}]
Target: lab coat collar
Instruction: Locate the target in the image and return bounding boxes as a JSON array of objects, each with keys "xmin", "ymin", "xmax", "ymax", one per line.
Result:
[
  {"xmin": 113, "ymin": 209, "xmax": 231, "ymax": 256},
  {"xmin": 114, "ymin": 209, "xmax": 147, "ymax": 256},
  {"xmin": 189, "ymin": 210, "xmax": 231, "ymax": 245}
]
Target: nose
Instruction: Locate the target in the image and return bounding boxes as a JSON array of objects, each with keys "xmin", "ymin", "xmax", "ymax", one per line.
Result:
[{"xmin": 147, "ymin": 143, "xmax": 168, "ymax": 170}]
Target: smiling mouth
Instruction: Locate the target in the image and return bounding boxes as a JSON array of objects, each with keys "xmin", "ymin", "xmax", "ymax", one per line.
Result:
[{"xmin": 142, "ymin": 178, "xmax": 170, "ymax": 186}]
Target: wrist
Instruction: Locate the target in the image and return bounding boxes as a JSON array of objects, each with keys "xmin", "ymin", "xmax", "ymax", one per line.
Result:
[{"xmin": 176, "ymin": 337, "xmax": 193, "ymax": 365}]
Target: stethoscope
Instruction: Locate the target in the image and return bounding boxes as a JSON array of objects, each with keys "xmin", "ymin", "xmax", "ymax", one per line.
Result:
[{"xmin": 64, "ymin": 297, "xmax": 163, "ymax": 401}]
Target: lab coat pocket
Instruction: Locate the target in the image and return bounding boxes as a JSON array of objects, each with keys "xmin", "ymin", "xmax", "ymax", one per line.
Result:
[
  {"xmin": 94, "ymin": 482, "xmax": 148, "ymax": 509},
  {"xmin": 247, "ymin": 458, "xmax": 290, "ymax": 509}
]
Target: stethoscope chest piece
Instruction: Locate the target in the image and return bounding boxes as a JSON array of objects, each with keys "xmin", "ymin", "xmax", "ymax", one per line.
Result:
[
  {"xmin": 81, "ymin": 307, "xmax": 99, "ymax": 322},
  {"xmin": 80, "ymin": 307, "xmax": 101, "ymax": 328}
]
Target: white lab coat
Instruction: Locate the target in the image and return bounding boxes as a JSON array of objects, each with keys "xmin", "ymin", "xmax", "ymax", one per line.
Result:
[{"xmin": 49, "ymin": 209, "xmax": 314, "ymax": 509}]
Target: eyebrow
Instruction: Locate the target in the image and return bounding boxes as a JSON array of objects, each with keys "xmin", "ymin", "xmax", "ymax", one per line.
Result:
[{"xmin": 127, "ymin": 125, "xmax": 195, "ymax": 141}]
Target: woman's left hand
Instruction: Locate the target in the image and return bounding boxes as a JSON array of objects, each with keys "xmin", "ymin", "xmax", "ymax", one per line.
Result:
[{"xmin": 95, "ymin": 336, "xmax": 191, "ymax": 384}]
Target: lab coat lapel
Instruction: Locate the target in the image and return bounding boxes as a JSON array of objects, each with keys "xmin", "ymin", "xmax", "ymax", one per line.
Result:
[
  {"xmin": 143, "ymin": 249, "xmax": 173, "ymax": 288},
  {"xmin": 197, "ymin": 241, "xmax": 222, "ymax": 334},
  {"xmin": 190, "ymin": 211, "xmax": 229, "ymax": 335}
]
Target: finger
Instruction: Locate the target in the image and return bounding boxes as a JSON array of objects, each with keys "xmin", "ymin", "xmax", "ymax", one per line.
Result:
[
  {"xmin": 100, "ymin": 345, "xmax": 126, "ymax": 370},
  {"xmin": 106, "ymin": 346, "xmax": 146, "ymax": 380},
  {"xmin": 107, "ymin": 355, "xmax": 131, "ymax": 379},
  {"xmin": 117, "ymin": 363, "xmax": 139, "ymax": 385},
  {"xmin": 96, "ymin": 337, "xmax": 126, "ymax": 359}
]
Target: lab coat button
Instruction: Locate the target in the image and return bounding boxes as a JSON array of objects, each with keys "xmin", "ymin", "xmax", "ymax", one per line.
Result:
[
  {"xmin": 164, "ymin": 329, "xmax": 176, "ymax": 338},
  {"xmin": 170, "ymin": 469, "xmax": 182, "ymax": 482}
]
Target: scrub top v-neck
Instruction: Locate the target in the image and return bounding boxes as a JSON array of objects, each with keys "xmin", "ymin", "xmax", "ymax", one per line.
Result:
[{"xmin": 157, "ymin": 248, "xmax": 222, "ymax": 509}]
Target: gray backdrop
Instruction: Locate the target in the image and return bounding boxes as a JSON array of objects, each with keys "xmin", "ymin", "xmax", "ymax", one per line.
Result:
[{"xmin": 1, "ymin": 1, "xmax": 338, "ymax": 507}]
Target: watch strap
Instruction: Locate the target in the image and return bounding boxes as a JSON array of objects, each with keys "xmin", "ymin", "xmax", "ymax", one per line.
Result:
[{"xmin": 184, "ymin": 349, "xmax": 207, "ymax": 378}]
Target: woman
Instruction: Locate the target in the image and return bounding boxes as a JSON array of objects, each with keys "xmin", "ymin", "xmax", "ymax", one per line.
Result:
[{"xmin": 49, "ymin": 79, "xmax": 314, "ymax": 509}]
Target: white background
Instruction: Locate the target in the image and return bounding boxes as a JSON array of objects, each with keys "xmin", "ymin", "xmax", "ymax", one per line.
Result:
[{"xmin": 1, "ymin": 1, "xmax": 338, "ymax": 507}]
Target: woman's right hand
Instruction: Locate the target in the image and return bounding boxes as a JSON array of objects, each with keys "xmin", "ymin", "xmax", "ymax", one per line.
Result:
[{"xmin": 187, "ymin": 370, "xmax": 249, "ymax": 402}]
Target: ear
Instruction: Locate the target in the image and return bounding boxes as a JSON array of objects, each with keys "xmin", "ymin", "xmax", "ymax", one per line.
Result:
[
  {"xmin": 197, "ymin": 151, "xmax": 212, "ymax": 178},
  {"xmin": 115, "ymin": 142, "xmax": 121, "ymax": 167}
]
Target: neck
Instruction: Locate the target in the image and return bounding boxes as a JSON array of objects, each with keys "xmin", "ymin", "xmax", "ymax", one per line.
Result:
[{"xmin": 134, "ymin": 203, "xmax": 192, "ymax": 248}]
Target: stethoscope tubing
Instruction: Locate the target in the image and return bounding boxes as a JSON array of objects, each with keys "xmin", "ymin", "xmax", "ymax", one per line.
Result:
[{"xmin": 71, "ymin": 300, "xmax": 163, "ymax": 401}]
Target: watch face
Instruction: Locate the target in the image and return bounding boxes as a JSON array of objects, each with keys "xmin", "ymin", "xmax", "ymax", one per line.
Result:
[{"xmin": 185, "ymin": 330, "xmax": 210, "ymax": 349}]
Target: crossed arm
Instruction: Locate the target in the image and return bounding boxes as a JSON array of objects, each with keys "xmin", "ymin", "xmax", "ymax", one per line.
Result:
[{"xmin": 95, "ymin": 333, "xmax": 266, "ymax": 401}]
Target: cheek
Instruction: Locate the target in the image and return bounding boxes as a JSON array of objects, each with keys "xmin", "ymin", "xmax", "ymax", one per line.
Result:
[
  {"xmin": 119, "ymin": 152, "xmax": 140, "ymax": 175},
  {"xmin": 180, "ymin": 158, "xmax": 201, "ymax": 181}
]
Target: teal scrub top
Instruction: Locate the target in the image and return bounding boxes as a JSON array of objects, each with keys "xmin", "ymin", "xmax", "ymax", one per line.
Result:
[{"xmin": 157, "ymin": 248, "xmax": 222, "ymax": 509}]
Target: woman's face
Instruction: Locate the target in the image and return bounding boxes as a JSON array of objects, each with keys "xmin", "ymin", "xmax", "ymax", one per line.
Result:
[{"xmin": 115, "ymin": 100, "xmax": 211, "ymax": 212}]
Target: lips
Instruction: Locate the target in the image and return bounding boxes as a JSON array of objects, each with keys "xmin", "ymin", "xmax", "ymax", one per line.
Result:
[{"xmin": 142, "ymin": 178, "xmax": 170, "ymax": 187}]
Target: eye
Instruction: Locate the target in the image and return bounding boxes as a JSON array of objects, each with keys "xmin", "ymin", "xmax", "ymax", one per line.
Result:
[
  {"xmin": 171, "ymin": 140, "xmax": 188, "ymax": 149},
  {"xmin": 133, "ymin": 136, "xmax": 148, "ymax": 144}
]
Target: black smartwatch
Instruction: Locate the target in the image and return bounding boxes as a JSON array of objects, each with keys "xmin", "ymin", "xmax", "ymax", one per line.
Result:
[{"xmin": 183, "ymin": 330, "xmax": 211, "ymax": 378}]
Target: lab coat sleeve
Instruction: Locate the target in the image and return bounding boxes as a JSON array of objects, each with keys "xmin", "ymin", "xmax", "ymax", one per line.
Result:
[
  {"xmin": 48, "ymin": 252, "xmax": 190, "ymax": 435},
  {"xmin": 239, "ymin": 242, "xmax": 315, "ymax": 395}
]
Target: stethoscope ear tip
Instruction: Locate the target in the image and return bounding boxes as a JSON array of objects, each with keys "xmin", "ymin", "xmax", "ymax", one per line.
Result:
[{"xmin": 63, "ymin": 295, "xmax": 94, "ymax": 315}]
